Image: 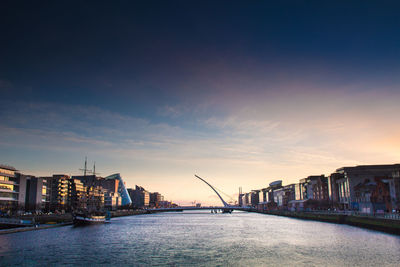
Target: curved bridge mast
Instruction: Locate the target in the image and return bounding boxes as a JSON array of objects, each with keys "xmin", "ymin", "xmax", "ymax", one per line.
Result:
[{"xmin": 195, "ymin": 175, "xmax": 230, "ymax": 207}]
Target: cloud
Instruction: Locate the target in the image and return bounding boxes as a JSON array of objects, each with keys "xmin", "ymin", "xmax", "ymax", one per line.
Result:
[
  {"xmin": 1, "ymin": 86, "xmax": 400, "ymax": 205},
  {"xmin": 157, "ymin": 105, "xmax": 184, "ymax": 118}
]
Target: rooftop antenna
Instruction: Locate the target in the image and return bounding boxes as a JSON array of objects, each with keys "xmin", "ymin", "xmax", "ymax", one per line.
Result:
[{"xmin": 79, "ymin": 157, "xmax": 90, "ymax": 176}]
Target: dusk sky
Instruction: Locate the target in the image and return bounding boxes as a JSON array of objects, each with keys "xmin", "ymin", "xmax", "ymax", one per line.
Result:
[{"xmin": 1, "ymin": 1, "xmax": 400, "ymax": 205}]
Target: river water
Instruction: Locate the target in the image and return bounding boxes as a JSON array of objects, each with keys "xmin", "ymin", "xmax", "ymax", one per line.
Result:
[{"xmin": 0, "ymin": 211, "xmax": 399, "ymax": 266}]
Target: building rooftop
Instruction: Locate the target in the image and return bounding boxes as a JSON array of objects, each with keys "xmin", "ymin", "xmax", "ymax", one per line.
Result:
[
  {"xmin": 0, "ymin": 164, "xmax": 17, "ymax": 171},
  {"xmin": 336, "ymin": 164, "xmax": 400, "ymax": 172}
]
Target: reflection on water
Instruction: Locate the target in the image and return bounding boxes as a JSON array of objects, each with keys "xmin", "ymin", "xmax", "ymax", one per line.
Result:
[{"xmin": 0, "ymin": 211, "xmax": 400, "ymax": 266}]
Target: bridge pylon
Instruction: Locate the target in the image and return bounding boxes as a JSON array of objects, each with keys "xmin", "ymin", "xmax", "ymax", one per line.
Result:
[{"xmin": 194, "ymin": 174, "xmax": 233, "ymax": 213}]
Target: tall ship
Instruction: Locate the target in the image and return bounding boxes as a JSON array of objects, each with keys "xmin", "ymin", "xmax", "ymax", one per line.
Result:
[{"xmin": 72, "ymin": 158, "xmax": 110, "ymax": 225}]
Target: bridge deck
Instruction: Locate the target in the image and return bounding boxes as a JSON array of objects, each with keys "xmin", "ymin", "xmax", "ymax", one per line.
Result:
[{"xmin": 147, "ymin": 206, "xmax": 251, "ymax": 212}]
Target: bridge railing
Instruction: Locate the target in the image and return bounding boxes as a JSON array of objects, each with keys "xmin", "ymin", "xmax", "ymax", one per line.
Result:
[
  {"xmin": 270, "ymin": 210, "xmax": 400, "ymax": 220},
  {"xmin": 305, "ymin": 210, "xmax": 400, "ymax": 220}
]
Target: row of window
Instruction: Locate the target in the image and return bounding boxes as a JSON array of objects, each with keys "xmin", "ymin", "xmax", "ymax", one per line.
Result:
[
  {"xmin": 0, "ymin": 192, "xmax": 18, "ymax": 199},
  {"xmin": 0, "ymin": 183, "xmax": 18, "ymax": 191},
  {"xmin": 0, "ymin": 169, "xmax": 15, "ymax": 176}
]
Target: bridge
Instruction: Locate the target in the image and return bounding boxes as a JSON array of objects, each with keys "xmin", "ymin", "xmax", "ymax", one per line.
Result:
[
  {"xmin": 147, "ymin": 175, "xmax": 250, "ymax": 213},
  {"xmin": 148, "ymin": 206, "xmax": 251, "ymax": 212}
]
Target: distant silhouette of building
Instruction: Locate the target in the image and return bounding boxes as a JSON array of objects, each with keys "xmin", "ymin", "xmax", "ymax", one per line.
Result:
[
  {"xmin": 128, "ymin": 186, "xmax": 150, "ymax": 208},
  {"xmin": 150, "ymin": 192, "xmax": 162, "ymax": 208}
]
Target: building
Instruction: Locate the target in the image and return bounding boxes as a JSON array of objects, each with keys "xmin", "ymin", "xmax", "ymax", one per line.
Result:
[
  {"xmin": 104, "ymin": 192, "xmax": 119, "ymax": 210},
  {"xmin": 158, "ymin": 200, "xmax": 176, "ymax": 208},
  {"xmin": 328, "ymin": 172, "xmax": 343, "ymax": 207},
  {"xmin": 257, "ymin": 180, "xmax": 283, "ymax": 211},
  {"xmin": 299, "ymin": 175, "xmax": 329, "ymax": 201},
  {"xmin": 238, "ymin": 187, "xmax": 244, "ymax": 207},
  {"xmin": 391, "ymin": 170, "xmax": 400, "ymax": 211},
  {"xmin": 294, "ymin": 183, "xmax": 301, "ymax": 200},
  {"xmin": 43, "ymin": 174, "xmax": 70, "ymax": 212},
  {"xmin": 1, "ymin": 165, "xmax": 49, "ymax": 213},
  {"xmin": 72, "ymin": 173, "xmax": 131, "ymax": 209},
  {"xmin": 243, "ymin": 192, "xmax": 250, "ymax": 207},
  {"xmin": 0, "ymin": 165, "xmax": 20, "ymax": 212},
  {"xmin": 104, "ymin": 173, "xmax": 132, "ymax": 207},
  {"xmin": 268, "ymin": 180, "xmax": 283, "ymax": 203},
  {"xmin": 68, "ymin": 178, "xmax": 87, "ymax": 211},
  {"xmin": 16, "ymin": 173, "xmax": 45, "ymax": 212},
  {"xmin": 150, "ymin": 192, "xmax": 162, "ymax": 208},
  {"xmin": 334, "ymin": 164, "xmax": 400, "ymax": 212},
  {"xmin": 250, "ymin": 190, "xmax": 260, "ymax": 206},
  {"xmin": 128, "ymin": 186, "xmax": 150, "ymax": 208}
]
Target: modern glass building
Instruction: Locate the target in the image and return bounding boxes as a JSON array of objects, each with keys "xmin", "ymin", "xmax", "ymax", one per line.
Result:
[{"xmin": 105, "ymin": 173, "xmax": 132, "ymax": 206}]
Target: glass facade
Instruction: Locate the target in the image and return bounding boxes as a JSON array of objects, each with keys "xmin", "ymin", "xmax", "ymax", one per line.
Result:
[
  {"xmin": 0, "ymin": 166, "xmax": 18, "ymax": 211},
  {"xmin": 105, "ymin": 173, "xmax": 132, "ymax": 206}
]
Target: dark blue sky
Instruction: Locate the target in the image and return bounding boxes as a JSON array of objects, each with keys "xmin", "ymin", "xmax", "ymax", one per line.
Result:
[{"xmin": 1, "ymin": 1, "xmax": 400, "ymax": 117}]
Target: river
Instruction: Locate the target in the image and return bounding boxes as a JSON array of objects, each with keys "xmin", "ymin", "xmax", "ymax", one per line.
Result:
[{"xmin": 0, "ymin": 211, "xmax": 399, "ymax": 266}]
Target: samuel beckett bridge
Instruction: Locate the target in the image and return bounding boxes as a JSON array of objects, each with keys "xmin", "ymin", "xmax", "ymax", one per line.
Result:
[{"xmin": 147, "ymin": 175, "xmax": 251, "ymax": 213}]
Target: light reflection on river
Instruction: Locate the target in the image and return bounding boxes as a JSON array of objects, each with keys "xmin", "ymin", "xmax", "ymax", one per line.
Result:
[{"xmin": 0, "ymin": 211, "xmax": 400, "ymax": 266}]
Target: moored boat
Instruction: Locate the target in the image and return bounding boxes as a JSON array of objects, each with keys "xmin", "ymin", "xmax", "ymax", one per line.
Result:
[{"xmin": 73, "ymin": 212, "xmax": 110, "ymax": 225}]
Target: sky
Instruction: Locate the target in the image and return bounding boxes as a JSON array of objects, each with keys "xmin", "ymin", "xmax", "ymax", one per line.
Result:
[{"xmin": 1, "ymin": 1, "xmax": 400, "ymax": 205}]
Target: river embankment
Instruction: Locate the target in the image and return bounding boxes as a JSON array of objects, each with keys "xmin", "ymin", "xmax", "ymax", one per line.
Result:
[
  {"xmin": 110, "ymin": 209, "xmax": 152, "ymax": 217},
  {"xmin": 0, "ymin": 222, "xmax": 73, "ymax": 235},
  {"xmin": 257, "ymin": 210, "xmax": 400, "ymax": 235},
  {"xmin": 0, "ymin": 210, "xmax": 151, "ymax": 235}
]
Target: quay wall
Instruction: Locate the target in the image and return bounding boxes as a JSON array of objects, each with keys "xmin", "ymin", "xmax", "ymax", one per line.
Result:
[
  {"xmin": 110, "ymin": 209, "xmax": 150, "ymax": 217},
  {"xmin": 21, "ymin": 213, "xmax": 73, "ymax": 224},
  {"xmin": 0, "ymin": 222, "xmax": 72, "ymax": 235},
  {"xmin": 19, "ymin": 209, "xmax": 150, "ymax": 223},
  {"xmin": 255, "ymin": 210, "xmax": 400, "ymax": 235}
]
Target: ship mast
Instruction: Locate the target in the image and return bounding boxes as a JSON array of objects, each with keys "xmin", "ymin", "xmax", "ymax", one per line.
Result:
[{"xmin": 79, "ymin": 156, "xmax": 91, "ymax": 176}]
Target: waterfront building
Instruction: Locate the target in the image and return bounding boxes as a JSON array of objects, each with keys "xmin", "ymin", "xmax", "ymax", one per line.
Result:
[
  {"xmin": 72, "ymin": 174, "xmax": 103, "ymax": 189},
  {"xmin": 257, "ymin": 188, "xmax": 269, "ymax": 211},
  {"xmin": 256, "ymin": 181, "xmax": 283, "ymax": 211},
  {"xmin": 0, "ymin": 165, "xmax": 49, "ymax": 213},
  {"xmin": 150, "ymin": 192, "xmax": 162, "ymax": 208},
  {"xmin": 238, "ymin": 193, "xmax": 244, "ymax": 207},
  {"xmin": 299, "ymin": 175, "xmax": 329, "ymax": 201},
  {"xmin": 391, "ymin": 170, "xmax": 400, "ymax": 211},
  {"xmin": 353, "ymin": 177, "xmax": 392, "ymax": 213},
  {"xmin": 68, "ymin": 178, "xmax": 87, "ymax": 211},
  {"xmin": 272, "ymin": 185, "xmax": 295, "ymax": 209},
  {"xmin": 243, "ymin": 192, "xmax": 250, "ymax": 207},
  {"xmin": 128, "ymin": 186, "xmax": 150, "ymax": 208},
  {"xmin": 250, "ymin": 190, "xmax": 260, "ymax": 206},
  {"xmin": 43, "ymin": 174, "xmax": 70, "ymax": 212},
  {"xmin": 86, "ymin": 185, "xmax": 105, "ymax": 211},
  {"xmin": 158, "ymin": 200, "xmax": 176, "ymax": 208},
  {"xmin": 263, "ymin": 187, "xmax": 273, "ymax": 203},
  {"xmin": 104, "ymin": 173, "xmax": 132, "ymax": 207},
  {"xmin": 260, "ymin": 188, "xmax": 268, "ymax": 203},
  {"xmin": 238, "ymin": 187, "xmax": 244, "ymax": 207},
  {"xmin": 334, "ymin": 164, "xmax": 400, "ymax": 212},
  {"xmin": 16, "ymin": 173, "xmax": 46, "ymax": 212},
  {"xmin": 72, "ymin": 173, "xmax": 129, "ymax": 210},
  {"xmin": 104, "ymin": 192, "xmax": 120, "ymax": 210},
  {"xmin": 294, "ymin": 183, "xmax": 301, "ymax": 200},
  {"xmin": 328, "ymin": 172, "xmax": 342, "ymax": 206},
  {"xmin": 268, "ymin": 180, "xmax": 282, "ymax": 203},
  {"xmin": 0, "ymin": 165, "xmax": 19, "ymax": 212},
  {"xmin": 283, "ymin": 184, "xmax": 296, "ymax": 208},
  {"xmin": 273, "ymin": 188, "xmax": 284, "ymax": 207}
]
